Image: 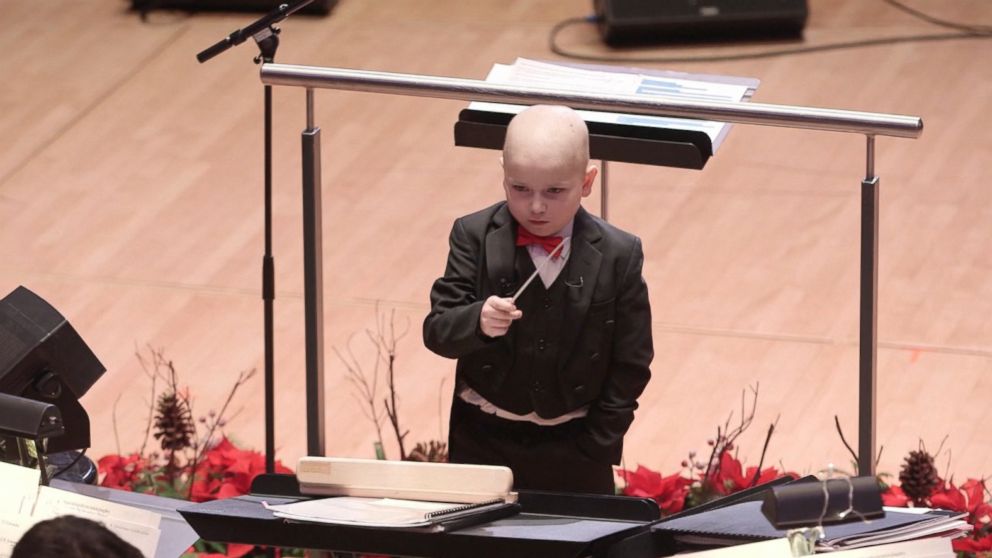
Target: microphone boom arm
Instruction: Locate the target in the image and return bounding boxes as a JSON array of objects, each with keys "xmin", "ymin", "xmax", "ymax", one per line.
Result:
[{"xmin": 196, "ymin": 0, "xmax": 314, "ymax": 63}]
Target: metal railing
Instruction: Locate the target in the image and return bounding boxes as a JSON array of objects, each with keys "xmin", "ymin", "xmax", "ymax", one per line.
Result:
[
  {"xmin": 260, "ymin": 63, "xmax": 922, "ymax": 138},
  {"xmin": 260, "ymin": 62, "xmax": 924, "ymax": 478}
]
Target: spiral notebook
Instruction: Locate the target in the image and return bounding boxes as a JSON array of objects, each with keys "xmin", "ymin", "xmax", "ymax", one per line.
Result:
[{"xmin": 264, "ymin": 496, "xmax": 515, "ymax": 530}]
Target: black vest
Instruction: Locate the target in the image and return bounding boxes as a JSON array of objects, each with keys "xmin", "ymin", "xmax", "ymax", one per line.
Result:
[{"xmin": 497, "ymin": 247, "xmax": 572, "ymax": 418}]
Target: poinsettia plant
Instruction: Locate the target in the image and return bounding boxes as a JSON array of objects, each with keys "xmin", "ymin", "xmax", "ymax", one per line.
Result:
[
  {"xmin": 618, "ymin": 385, "xmax": 795, "ymax": 515},
  {"xmin": 620, "ymin": 391, "xmax": 992, "ymax": 558},
  {"xmin": 96, "ymin": 347, "xmax": 297, "ymax": 558},
  {"xmin": 878, "ymin": 443, "xmax": 992, "ymax": 556}
]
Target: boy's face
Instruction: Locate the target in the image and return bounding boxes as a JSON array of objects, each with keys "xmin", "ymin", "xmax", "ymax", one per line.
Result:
[{"xmin": 502, "ymin": 156, "xmax": 596, "ymax": 237}]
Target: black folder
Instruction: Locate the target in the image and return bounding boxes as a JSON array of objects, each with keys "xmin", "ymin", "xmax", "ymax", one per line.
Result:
[
  {"xmin": 178, "ymin": 475, "xmax": 658, "ymax": 558},
  {"xmin": 455, "ymin": 108, "xmax": 712, "ymax": 169}
]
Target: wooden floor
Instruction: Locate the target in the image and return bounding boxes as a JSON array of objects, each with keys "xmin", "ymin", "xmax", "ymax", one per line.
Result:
[{"xmin": 2, "ymin": 0, "xmax": 990, "ymax": 483}]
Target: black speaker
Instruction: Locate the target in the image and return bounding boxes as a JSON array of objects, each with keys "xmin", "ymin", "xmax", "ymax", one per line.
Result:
[
  {"xmin": 132, "ymin": 0, "xmax": 337, "ymax": 16},
  {"xmin": 0, "ymin": 286, "xmax": 105, "ymax": 452},
  {"xmin": 593, "ymin": 0, "xmax": 808, "ymax": 46}
]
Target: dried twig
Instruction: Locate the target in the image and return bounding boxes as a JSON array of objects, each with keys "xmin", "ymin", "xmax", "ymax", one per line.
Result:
[
  {"xmin": 185, "ymin": 367, "xmax": 256, "ymax": 500},
  {"xmin": 704, "ymin": 384, "xmax": 759, "ymax": 483},
  {"xmin": 368, "ymin": 306, "xmax": 411, "ymax": 459},
  {"xmin": 135, "ymin": 345, "xmax": 164, "ymax": 456},
  {"xmin": 834, "ymin": 415, "xmax": 860, "ymax": 471},
  {"xmin": 334, "ymin": 332, "xmax": 387, "ymax": 453},
  {"xmin": 750, "ymin": 414, "xmax": 780, "ymax": 486},
  {"xmin": 112, "ymin": 393, "xmax": 124, "ymax": 456}
]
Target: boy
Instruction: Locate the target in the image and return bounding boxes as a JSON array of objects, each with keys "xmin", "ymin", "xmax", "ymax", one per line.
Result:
[{"xmin": 424, "ymin": 105, "xmax": 653, "ymax": 494}]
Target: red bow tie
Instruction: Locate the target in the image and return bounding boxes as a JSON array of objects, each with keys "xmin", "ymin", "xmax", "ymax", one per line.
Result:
[{"xmin": 516, "ymin": 228, "xmax": 565, "ymax": 259}]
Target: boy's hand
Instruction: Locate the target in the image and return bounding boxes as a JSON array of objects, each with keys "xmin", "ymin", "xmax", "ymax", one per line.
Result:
[{"xmin": 479, "ymin": 296, "xmax": 523, "ymax": 337}]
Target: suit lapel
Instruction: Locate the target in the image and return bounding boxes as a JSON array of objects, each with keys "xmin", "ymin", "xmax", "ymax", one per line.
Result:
[
  {"xmin": 558, "ymin": 207, "xmax": 602, "ymax": 368},
  {"xmin": 485, "ymin": 204, "xmax": 518, "ymax": 297}
]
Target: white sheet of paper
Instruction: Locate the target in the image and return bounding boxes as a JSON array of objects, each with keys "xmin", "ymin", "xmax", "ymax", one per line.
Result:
[
  {"xmin": 95, "ymin": 516, "xmax": 162, "ymax": 558},
  {"xmin": 33, "ymin": 486, "xmax": 162, "ymax": 558},
  {"xmin": 819, "ymin": 536, "xmax": 954, "ymax": 557},
  {"xmin": 0, "ymin": 513, "xmax": 38, "ymax": 558},
  {"xmin": 676, "ymin": 538, "xmax": 794, "ymax": 557},
  {"xmin": 268, "ymin": 496, "xmax": 458, "ymax": 527},
  {"xmin": 0, "ymin": 462, "xmax": 40, "ymax": 516},
  {"xmin": 34, "ymin": 485, "xmax": 161, "ymax": 528},
  {"xmin": 469, "ymin": 58, "xmax": 755, "ymax": 152}
]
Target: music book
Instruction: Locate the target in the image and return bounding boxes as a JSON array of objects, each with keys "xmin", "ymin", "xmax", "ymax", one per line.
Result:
[
  {"xmin": 656, "ymin": 500, "xmax": 969, "ymax": 551},
  {"xmin": 272, "ymin": 457, "xmax": 520, "ymax": 531},
  {"xmin": 675, "ymin": 535, "xmax": 954, "ymax": 557},
  {"xmin": 264, "ymin": 496, "xmax": 515, "ymax": 530},
  {"xmin": 821, "ymin": 536, "xmax": 955, "ymax": 557}
]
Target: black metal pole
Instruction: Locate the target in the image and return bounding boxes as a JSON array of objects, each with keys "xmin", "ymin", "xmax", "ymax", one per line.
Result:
[
  {"xmin": 253, "ymin": 30, "xmax": 280, "ymax": 478},
  {"xmin": 263, "ymin": 83, "xmax": 276, "ymax": 475},
  {"xmin": 858, "ymin": 135, "xmax": 878, "ymax": 478},
  {"xmin": 195, "ymin": 0, "xmax": 316, "ymax": 478},
  {"xmin": 194, "ymin": 9, "xmax": 313, "ymax": 557},
  {"xmin": 256, "ymin": 28, "xmax": 283, "ymax": 558},
  {"xmin": 302, "ymin": 89, "xmax": 326, "ymax": 457}
]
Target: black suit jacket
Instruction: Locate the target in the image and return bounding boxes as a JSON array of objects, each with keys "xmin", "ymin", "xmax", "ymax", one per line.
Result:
[{"xmin": 423, "ymin": 202, "xmax": 653, "ymax": 465}]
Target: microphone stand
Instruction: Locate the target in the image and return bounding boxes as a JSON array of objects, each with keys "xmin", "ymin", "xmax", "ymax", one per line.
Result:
[{"xmin": 197, "ymin": 0, "xmax": 315, "ymax": 479}]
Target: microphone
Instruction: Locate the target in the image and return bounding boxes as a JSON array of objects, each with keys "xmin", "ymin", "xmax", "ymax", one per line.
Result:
[{"xmin": 196, "ymin": 0, "xmax": 315, "ymax": 63}]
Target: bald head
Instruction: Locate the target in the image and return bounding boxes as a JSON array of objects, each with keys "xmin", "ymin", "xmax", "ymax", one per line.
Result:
[
  {"xmin": 500, "ymin": 105, "xmax": 597, "ymax": 237},
  {"xmin": 503, "ymin": 105, "xmax": 590, "ymax": 180}
]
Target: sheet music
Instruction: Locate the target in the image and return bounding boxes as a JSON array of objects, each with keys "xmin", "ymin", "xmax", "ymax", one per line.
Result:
[
  {"xmin": 0, "ymin": 462, "xmax": 162, "ymax": 558},
  {"xmin": 469, "ymin": 58, "xmax": 758, "ymax": 152},
  {"xmin": 0, "ymin": 462, "xmax": 40, "ymax": 516},
  {"xmin": 266, "ymin": 496, "xmax": 509, "ymax": 528},
  {"xmin": 33, "ymin": 486, "xmax": 162, "ymax": 557},
  {"xmin": 0, "ymin": 514, "xmax": 36, "ymax": 558}
]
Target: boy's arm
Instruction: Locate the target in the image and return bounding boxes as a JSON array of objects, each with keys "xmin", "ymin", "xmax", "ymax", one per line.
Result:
[
  {"xmin": 577, "ymin": 238, "xmax": 654, "ymax": 465},
  {"xmin": 423, "ymin": 219, "xmax": 494, "ymax": 359}
]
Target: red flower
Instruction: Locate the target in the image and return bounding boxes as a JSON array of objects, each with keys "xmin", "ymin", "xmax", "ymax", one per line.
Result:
[
  {"xmin": 618, "ymin": 465, "xmax": 692, "ymax": 515},
  {"xmin": 961, "ymin": 479, "xmax": 989, "ymax": 516},
  {"xmin": 97, "ymin": 453, "xmax": 150, "ymax": 491},
  {"xmin": 189, "ymin": 436, "xmax": 292, "ymax": 503},
  {"xmin": 953, "ymin": 533, "xmax": 992, "ymax": 553},
  {"xmin": 881, "ymin": 485, "xmax": 910, "ymax": 507},
  {"xmin": 930, "ymin": 479, "xmax": 968, "ymax": 513},
  {"xmin": 224, "ymin": 542, "xmax": 256, "ymax": 557},
  {"xmin": 924, "ymin": 477, "xmax": 992, "ymax": 555},
  {"xmin": 711, "ymin": 452, "xmax": 790, "ymax": 494}
]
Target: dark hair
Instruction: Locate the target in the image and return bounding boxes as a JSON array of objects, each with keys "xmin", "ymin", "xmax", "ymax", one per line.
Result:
[{"xmin": 12, "ymin": 515, "xmax": 144, "ymax": 558}]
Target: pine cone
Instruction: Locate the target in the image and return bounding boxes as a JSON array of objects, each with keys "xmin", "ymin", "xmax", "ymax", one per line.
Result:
[
  {"xmin": 153, "ymin": 392, "xmax": 195, "ymax": 452},
  {"xmin": 898, "ymin": 449, "xmax": 939, "ymax": 505},
  {"xmin": 405, "ymin": 440, "xmax": 449, "ymax": 463}
]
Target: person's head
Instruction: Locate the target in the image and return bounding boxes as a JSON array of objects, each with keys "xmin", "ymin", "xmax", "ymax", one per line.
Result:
[
  {"xmin": 501, "ymin": 105, "xmax": 597, "ymax": 237},
  {"xmin": 12, "ymin": 515, "xmax": 143, "ymax": 558}
]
